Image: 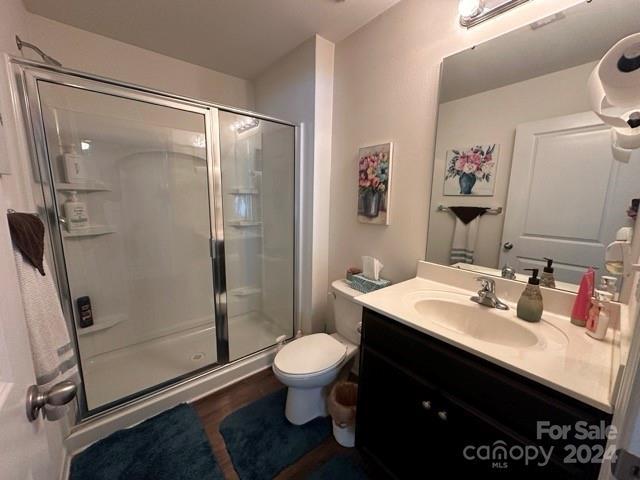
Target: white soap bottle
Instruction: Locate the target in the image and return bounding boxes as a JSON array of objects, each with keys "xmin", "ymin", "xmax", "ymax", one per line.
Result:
[
  {"xmin": 63, "ymin": 145, "xmax": 89, "ymax": 184},
  {"xmin": 586, "ymin": 291, "xmax": 613, "ymax": 341},
  {"xmin": 63, "ymin": 191, "xmax": 90, "ymax": 231}
]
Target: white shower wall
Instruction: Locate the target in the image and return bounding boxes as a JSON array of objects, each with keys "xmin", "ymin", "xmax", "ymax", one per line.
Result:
[{"xmin": 51, "ymin": 140, "xmax": 215, "ymax": 359}]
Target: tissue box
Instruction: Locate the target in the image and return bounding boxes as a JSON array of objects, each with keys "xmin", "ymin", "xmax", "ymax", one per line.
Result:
[{"xmin": 347, "ymin": 273, "xmax": 391, "ymax": 294}]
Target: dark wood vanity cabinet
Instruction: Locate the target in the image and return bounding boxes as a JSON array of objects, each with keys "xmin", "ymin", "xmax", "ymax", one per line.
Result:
[{"xmin": 356, "ymin": 308, "xmax": 612, "ymax": 479}]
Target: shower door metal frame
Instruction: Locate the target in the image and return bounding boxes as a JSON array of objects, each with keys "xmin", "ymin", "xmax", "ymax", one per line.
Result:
[
  {"xmin": 9, "ymin": 62, "xmax": 233, "ymax": 418},
  {"xmin": 9, "ymin": 56, "xmax": 299, "ymax": 420}
]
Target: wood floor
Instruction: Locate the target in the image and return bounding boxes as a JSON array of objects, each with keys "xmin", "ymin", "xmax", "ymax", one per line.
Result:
[{"xmin": 193, "ymin": 368, "xmax": 357, "ymax": 480}]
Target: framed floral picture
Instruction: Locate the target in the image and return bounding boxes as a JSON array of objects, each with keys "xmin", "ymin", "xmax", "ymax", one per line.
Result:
[
  {"xmin": 357, "ymin": 142, "xmax": 393, "ymax": 225},
  {"xmin": 444, "ymin": 144, "xmax": 499, "ymax": 196}
]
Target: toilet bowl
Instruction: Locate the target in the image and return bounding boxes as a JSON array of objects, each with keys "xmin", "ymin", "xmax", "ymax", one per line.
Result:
[{"xmin": 273, "ymin": 280, "xmax": 362, "ymax": 425}]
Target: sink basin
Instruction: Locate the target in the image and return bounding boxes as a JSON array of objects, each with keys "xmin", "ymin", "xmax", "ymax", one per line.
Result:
[{"xmin": 413, "ymin": 298, "xmax": 539, "ymax": 348}]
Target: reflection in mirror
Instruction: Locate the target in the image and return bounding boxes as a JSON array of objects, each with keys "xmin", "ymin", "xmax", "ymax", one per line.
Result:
[{"xmin": 426, "ymin": 0, "xmax": 640, "ymax": 296}]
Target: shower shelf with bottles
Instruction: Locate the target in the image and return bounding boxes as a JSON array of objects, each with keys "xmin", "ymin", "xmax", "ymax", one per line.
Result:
[
  {"xmin": 56, "ymin": 181, "xmax": 112, "ymax": 192},
  {"xmin": 63, "ymin": 225, "xmax": 117, "ymax": 238}
]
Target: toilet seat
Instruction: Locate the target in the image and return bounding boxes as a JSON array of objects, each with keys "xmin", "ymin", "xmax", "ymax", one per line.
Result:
[{"xmin": 274, "ymin": 333, "xmax": 347, "ymax": 376}]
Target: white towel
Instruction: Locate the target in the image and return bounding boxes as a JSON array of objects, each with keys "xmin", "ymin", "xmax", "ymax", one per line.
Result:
[
  {"xmin": 13, "ymin": 249, "xmax": 78, "ymax": 420},
  {"xmin": 450, "ymin": 217, "xmax": 480, "ymax": 265}
]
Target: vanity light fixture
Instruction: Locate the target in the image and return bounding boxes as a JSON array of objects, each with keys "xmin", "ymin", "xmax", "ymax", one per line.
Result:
[{"xmin": 459, "ymin": 0, "xmax": 531, "ymax": 28}]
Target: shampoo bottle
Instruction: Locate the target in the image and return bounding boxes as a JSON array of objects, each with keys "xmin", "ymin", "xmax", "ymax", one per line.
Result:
[
  {"xmin": 517, "ymin": 269, "xmax": 544, "ymax": 323},
  {"xmin": 540, "ymin": 257, "xmax": 556, "ymax": 289},
  {"xmin": 63, "ymin": 145, "xmax": 89, "ymax": 184},
  {"xmin": 64, "ymin": 191, "xmax": 89, "ymax": 231}
]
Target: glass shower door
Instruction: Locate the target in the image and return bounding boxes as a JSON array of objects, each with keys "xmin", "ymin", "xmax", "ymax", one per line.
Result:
[
  {"xmin": 33, "ymin": 80, "xmax": 219, "ymax": 412},
  {"xmin": 218, "ymin": 111, "xmax": 296, "ymax": 360}
]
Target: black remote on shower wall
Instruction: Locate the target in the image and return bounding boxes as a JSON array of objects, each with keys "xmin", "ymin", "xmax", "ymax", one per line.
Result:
[{"xmin": 77, "ymin": 296, "xmax": 94, "ymax": 328}]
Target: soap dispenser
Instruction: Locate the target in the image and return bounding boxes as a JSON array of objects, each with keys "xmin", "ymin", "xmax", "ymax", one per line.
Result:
[
  {"xmin": 517, "ymin": 269, "xmax": 543, "ymax": 323},
  {"xmin": 63, "ymin": 190, "xmax": 90, "ymax": 231},
  {"xmin": 540, "ymin": 258, "xmax": 556, "ymax": 289}
]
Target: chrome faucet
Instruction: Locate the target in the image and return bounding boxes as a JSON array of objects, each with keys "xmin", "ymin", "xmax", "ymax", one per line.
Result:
[
  {"xmin": 471, "ymin": 277, "xmax": 509, "ymax": 310},
  {"xmin": 501, "ymin": 264, "xmax": 516, "ymax": 280}
]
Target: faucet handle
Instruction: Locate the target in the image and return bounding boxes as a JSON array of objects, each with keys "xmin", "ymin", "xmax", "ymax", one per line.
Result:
[{"xmin": 475, "ymin": 276, "xmax": 496, "ymax": 292}]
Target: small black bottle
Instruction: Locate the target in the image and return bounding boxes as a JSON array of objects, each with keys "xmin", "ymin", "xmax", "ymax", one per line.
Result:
[{"xmin": 77, "ymin": 296, "xmax": 94, "ymax": 328}]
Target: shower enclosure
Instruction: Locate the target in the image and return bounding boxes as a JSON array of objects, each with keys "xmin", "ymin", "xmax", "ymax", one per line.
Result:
[{"xmin": 13, "ymin": 59, "xmax": 296, "ymax": 417}]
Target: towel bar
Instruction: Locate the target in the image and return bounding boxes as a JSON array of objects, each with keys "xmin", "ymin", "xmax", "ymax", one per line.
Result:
[{"xmin": 437, "ymin": 205, "xmax": 503, "ymax": 215}]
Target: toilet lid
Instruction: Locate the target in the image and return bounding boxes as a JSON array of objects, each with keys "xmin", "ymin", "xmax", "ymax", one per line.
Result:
[{"xmin": 274, "ymin": 333, "xmax": 347, "ymax": 375}]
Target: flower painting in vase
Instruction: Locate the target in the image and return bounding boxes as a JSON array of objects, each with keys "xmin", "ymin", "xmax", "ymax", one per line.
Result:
[
  {"xmin": 444, "ymin": 144, "xmax": 498, "ymax": 196},
  {"xmin": 357, "ymin": 142, "xmax": 393, "ymax": 225}
]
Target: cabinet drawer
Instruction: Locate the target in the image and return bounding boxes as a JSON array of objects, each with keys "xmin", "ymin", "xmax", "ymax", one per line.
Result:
[{"xmin": 361, "ymin": 309, "xmax": 611, "ymax": 456}]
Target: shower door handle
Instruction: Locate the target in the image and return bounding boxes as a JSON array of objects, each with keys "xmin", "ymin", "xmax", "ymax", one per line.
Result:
[{"xmin": 26, "ymin": 380, "xmax": 77, "ymax": 421}]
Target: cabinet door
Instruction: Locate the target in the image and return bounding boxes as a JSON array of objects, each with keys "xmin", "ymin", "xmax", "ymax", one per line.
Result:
[
  {"xmin": 357, "ymin": 348, "xmax": 446, "ymax": 479},
  {"xmin": 441, "ymin": 392, "xmax": 581, "ymax": 478}
]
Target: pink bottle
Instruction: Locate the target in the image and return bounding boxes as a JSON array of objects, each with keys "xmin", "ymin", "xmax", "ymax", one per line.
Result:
[{"xmin": 571, "ymin": 268, "xmax": 595, "ymax": 327}]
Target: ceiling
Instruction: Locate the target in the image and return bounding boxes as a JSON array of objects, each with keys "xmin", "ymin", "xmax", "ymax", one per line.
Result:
[
  {"xmin": 440, "ymin": 0, "xmax": 640, "ymax": 102},
  {"xmin": 24, "ymin": 0, "xmax": 401, "ymax": 79}
]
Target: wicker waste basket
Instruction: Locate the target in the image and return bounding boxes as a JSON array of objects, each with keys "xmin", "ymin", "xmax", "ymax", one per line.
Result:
[{"xmin": 327, "ymin": 381, "xmax": 358, "ymax": 447}]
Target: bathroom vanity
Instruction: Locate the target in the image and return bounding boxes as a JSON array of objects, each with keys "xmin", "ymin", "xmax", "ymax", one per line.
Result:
[{"xmin": 354, "ymin": 263, "xmax": 618, "ymax": 479}]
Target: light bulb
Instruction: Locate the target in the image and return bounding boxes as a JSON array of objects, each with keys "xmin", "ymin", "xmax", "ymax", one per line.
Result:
[{"xmin": 459, "ymin": 0, "xmax": 483, "ymax": 19}]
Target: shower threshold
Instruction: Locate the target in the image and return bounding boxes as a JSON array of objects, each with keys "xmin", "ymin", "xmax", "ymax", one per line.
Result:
[{"xmin": 83, "ymin": 311, "xmax": 290, "ymax": 411}]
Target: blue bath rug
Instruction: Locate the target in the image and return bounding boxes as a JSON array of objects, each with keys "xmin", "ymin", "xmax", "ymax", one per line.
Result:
[
  {"xmin": 70, "ymin": 404, "xmax": 223, "ymax": 480},
  {"xmin": 220, "ymin": 388, "xmax": 331, "ymax": 479},
  {"xmin": 309, "ymin": 455, "xmax": 369, "ymax": 480}
]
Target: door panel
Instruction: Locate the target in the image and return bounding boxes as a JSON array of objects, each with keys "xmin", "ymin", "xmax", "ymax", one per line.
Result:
[
  {"xmin": 32, "ymin": 79, "xmax": 219, "ymax": 413},
  {"xmin": 357, "ymin": 348, "xmax": 447, "ymax": 478},
  {"xmin": 217, "ymin": 112, "xmax": 295, "ymax": 361},
  {"xmin": 501, "ymin": 111, "xmax": 640, "ymax": 285}
]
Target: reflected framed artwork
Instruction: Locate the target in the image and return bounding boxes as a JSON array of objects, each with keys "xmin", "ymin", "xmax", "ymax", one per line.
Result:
[{"xmin": 444, "ymin": 144, "xmax": 498, "ymax": 196}]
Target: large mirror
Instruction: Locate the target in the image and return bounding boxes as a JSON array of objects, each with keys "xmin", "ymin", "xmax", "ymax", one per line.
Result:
[{"xmin": 426, "ymin": 0, "xmax": 640, "ymax": 295}]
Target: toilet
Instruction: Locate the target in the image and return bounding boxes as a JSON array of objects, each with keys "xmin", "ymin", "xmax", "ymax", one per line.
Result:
[{"xmin": 273, "ymin": 280, "xmax": 362, "ymax": 425}]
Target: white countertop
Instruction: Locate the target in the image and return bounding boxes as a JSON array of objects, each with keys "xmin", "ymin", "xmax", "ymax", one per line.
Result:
[{"xmin": 354, "ymin": 275, "xmax": 617, "ymax": 413}]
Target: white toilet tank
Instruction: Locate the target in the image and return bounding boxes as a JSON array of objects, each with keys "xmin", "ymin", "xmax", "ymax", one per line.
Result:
[{"xmin": 330, "ymin": 280, "xmax": 363, "ymax": 346}]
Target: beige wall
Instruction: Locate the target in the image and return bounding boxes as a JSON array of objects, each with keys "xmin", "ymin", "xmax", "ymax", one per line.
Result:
[
  {"xmin": 328, "ymin": 0, "xmax": 583, "ymax": 288},
  {"xmin": 0, "ymin": 2, "xmax": 68, "ymax": 477},
  {"xmin": 428, "ymin": 61, "xmax": 596, "ymax": 268},
  {"xmin": 254, "ymin": 35, "xmax": 335, "ymax": 334},
  {"xmin": 25, "ymin": 14, "xmax": 254, "ymax": 109}
]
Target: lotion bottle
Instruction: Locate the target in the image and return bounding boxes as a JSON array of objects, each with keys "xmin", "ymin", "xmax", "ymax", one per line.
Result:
[
  {"xmin": 540, "ymin": 257, "xmax": 556, "ymax": 289},
  {"xmin": 517, "ymin": 269, "xmax": 544, "ymax": 323},
  {"xmin": 586, "ymin": 291, "xmax": 613, "ymax": 340},
  {"xmin": 64, "ymin": 191, "xmax": 89, "ymax": 231}
]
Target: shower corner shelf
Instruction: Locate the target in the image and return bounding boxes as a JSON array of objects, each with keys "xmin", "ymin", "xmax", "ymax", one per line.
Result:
[
  {"xmin": 229, "ymin": 286, "xmax": 262, "ymax": 297},
  {"xmin": 77, "ymin": 314, "xmax": 125, "ymax": 336},
  {"xmin": 63, "ymin": 225, "xmax": 116, "ymax": 238},
  {"xmin": 227, "ymin": 187, "xmax": 259, "ymax": 195},
  {"xmin": 56, "ymin": 181, "xmax": 112, "ymax": 192},
  {"xmin": 227, "ymin": 220, "xmax": 262, "ymax": 227}
]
